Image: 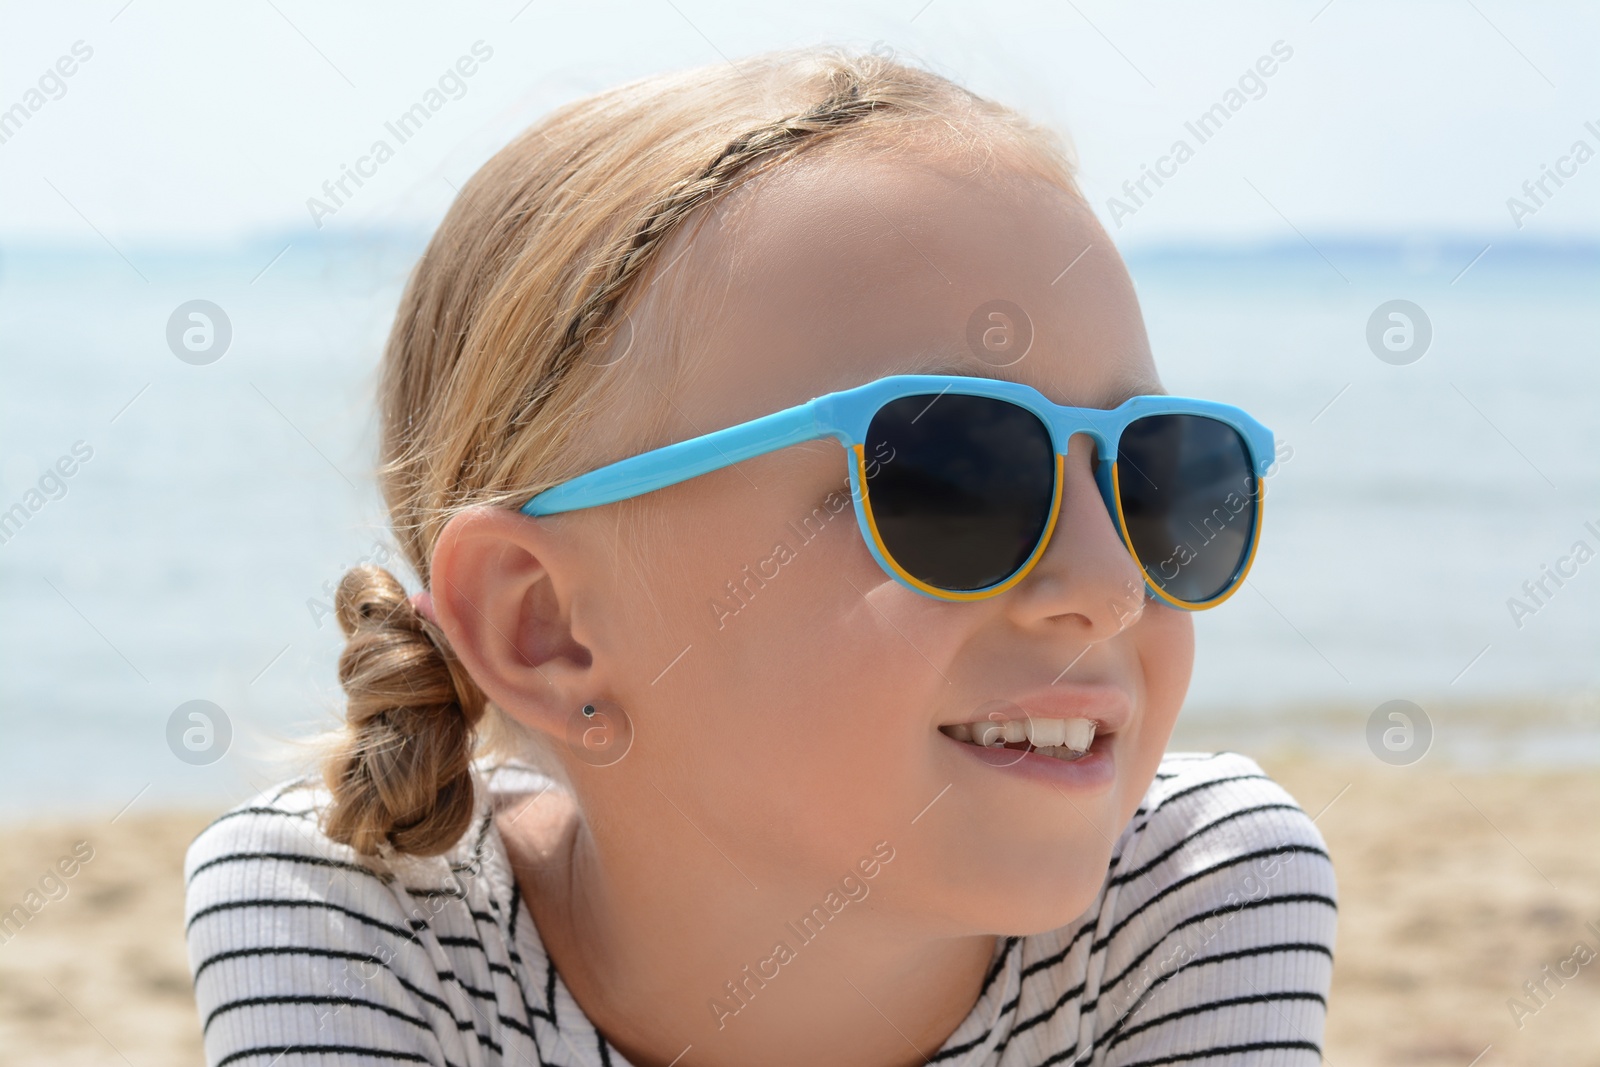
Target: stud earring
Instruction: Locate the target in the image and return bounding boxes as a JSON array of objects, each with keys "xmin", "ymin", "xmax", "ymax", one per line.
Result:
[{"xmin": 566, "ymin": 698, "xmax": 633, "ymax": 767}]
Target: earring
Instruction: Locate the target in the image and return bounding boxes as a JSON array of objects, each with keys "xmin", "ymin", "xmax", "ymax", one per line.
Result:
[{"xmin": 567, "ymin": 698, "xmax": 633, "ymax": 767}]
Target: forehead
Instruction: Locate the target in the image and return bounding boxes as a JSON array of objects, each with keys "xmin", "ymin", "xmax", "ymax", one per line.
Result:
[{"xmin": 632, "ymin": 147, "xmax": 1161, "ymax": 431}]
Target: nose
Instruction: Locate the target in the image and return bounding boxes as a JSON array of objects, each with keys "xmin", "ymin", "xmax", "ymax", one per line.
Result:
[{"xmin": 1004, "ymin": 432, "xmax": 1149, "ymax": 639}]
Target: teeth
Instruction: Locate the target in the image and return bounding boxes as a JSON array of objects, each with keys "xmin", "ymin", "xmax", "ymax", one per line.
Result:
[
  {"xmin": 1034, "ymin": 743, "xmax": 1092, "ymax": 763},
  {"xmin": 1026, "ymin": 718, "xmax": 1067, "ymax": 748},
  {"xmin": 1062, "ymin": 719, "xmax": 1097, "ymax": 753},
  {"xmin": 974, "ymin": 721, "xmax": 1006, "ymax": 747},
  {"xmin": 941, "ymin": 717, "xmax": 1099, "ymax": 756}
]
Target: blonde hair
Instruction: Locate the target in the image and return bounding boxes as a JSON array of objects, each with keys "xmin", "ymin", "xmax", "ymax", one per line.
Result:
[{"xmin": 321, "ymin": 44, "xmax": 1079, "ymax": 856}]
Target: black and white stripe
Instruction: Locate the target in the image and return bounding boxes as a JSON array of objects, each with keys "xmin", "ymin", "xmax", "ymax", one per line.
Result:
[{"xmin": 184, "ymin": 753, "xmax": 1335, "ymax": 1066}]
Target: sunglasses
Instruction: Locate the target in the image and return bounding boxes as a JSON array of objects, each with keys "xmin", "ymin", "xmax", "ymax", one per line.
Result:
[{"xmin": 522, "ymin": 374, "xmax": 1275, "ymax": 609}]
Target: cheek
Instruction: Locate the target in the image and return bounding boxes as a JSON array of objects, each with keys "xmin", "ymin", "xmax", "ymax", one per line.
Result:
[
  {"xmin": 1140, "ymin": 601, "xmax": 1194, "ymax": 725},
  {"xmin": 623, "ymin": 474, "xmax": 903, "ymax": 741},
  {"xmin": 629, "ymin": 490, "xmax": 940, "ymax": 848},
  {"xmin": 1120, "ymin": 602, "xmax": 1194, "ymax": 811},
  {"xmin": 646, "ymin": 470, "xmax": 869, "ymax": 652}
]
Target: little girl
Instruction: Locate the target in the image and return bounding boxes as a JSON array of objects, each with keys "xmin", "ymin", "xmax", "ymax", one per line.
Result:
[{"xmin": 185, "ymin": 46, "xmax": 1335, "ymax": 1067}]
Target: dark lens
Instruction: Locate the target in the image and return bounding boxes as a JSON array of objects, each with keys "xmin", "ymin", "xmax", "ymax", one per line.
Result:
[
  {"xmin": 864, "ymin": 394, "xmax": 1056, "ymax": 592},
  {"xmin": 1116, "ymin": 414, "xmax": 1257, "ymax": 604}
]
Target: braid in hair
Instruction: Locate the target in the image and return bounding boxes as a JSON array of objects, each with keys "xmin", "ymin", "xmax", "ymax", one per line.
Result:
[
  {"xmin": 321, "ymin": 564, "xmax": 488, "ymax": 856},
  {"xmin": 508, "ymin": 66, "xmax": 887, "ymax": 433}
]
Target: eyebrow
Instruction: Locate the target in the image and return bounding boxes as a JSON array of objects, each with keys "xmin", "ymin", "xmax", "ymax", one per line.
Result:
[{"xmin": 881, "ymin": 352, "xmax": 1164, "ymax": 408}]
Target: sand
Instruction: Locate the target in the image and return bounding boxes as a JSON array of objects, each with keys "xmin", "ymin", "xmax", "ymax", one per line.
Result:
[
  {"xmin": 2, "ymin": 755, "xmax": 1596, "ymax": 1067},
  {"xmin": 0, "ymin": 807, "xmax": 212, "ymax": 1067},
  {"xmin": 1268, "ymin": 755, "xmax": 1600, "ymax": 1066}
]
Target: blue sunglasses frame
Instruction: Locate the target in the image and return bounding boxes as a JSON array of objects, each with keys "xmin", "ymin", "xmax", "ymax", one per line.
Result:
[{"xmin": 522, "ymin": 374, "xmax": 1275, "ymax": 609}]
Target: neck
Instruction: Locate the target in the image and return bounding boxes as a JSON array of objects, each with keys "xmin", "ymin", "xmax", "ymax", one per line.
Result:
[{"xmin": 496, "ymin": 787, "xmax": 997, "ymax": 1067}]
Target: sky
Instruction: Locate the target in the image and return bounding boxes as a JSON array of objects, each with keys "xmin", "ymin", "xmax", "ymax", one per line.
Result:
[{"xmin": 2, "ymin": 0, "xmax": 1597, "ymax": 248}]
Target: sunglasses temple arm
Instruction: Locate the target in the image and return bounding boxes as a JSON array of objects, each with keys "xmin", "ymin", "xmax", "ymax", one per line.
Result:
[{"xmin": 522, "ymin": 402, "xmax": 825, "ymax": 516}]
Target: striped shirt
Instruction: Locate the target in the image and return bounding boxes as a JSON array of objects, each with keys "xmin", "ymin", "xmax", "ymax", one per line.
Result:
[{"xmin": 184, "ymin": 752, "xmax": 1337, "ymax": 1066}]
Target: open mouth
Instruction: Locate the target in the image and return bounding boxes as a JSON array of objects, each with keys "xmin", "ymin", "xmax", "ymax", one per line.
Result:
[{"xmin": 938, "ymin": 716, "xmax": 1099, "ymax": 763}]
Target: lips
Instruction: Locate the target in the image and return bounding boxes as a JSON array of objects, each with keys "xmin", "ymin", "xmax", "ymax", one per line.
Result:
[{"xmin": 937, "ymin": 685, "xmax": 1131, "ymax": 734}]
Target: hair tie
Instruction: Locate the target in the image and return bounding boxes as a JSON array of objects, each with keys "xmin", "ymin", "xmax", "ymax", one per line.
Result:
[{"xmin": 410, "ymin": 590, "xmax": 439, "ymax": 626}]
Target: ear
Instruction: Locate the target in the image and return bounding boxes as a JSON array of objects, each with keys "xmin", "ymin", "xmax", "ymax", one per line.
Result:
[{"xmin": 428, "ymin": 506, "xmax": 596, "ymax": 742}]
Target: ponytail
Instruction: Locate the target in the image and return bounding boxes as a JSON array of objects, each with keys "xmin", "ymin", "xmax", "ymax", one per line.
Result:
[{"xmin": 320, "ymin": 565, "xmax": 487, "ymax": 856}]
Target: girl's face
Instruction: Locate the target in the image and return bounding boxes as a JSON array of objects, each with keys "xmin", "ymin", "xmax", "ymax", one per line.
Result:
[{"xmin": 513, "ymin": 150, "xmax": 1191, "ymax": 936}]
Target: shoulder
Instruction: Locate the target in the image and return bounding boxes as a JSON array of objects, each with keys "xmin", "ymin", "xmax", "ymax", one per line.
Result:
[
  {"xmin": 183, "ymin": 772, "xmax": 544, "ymax": 1064},
  {"xmin": 184, "ymin": 777, "xmax": 409, "ymax": 926},
  {"xmin": 186, "ymin": 777, "xmax": 369, "ymax": 882},
  {"xmin": 183, "ymin": 778, "xmax": 433, "ymax": 983},
  {"xmin": 183, "ymin": 762, "xmax": 556, "ymax": 945},
  {"xmin": 1109, "ymin": 751, "xmax": 1338, "ymax": 931},
  {"xmin": 1133, "ymin": 751, "xmax": 1334, "ymax": 879},
  {"xmin": 183, "ymin": 774, "xmax": 516, "ymax": 933},
  {"xmin": 1084, "ymin": 752, "xmax": 1339, "ymax": 1063}
]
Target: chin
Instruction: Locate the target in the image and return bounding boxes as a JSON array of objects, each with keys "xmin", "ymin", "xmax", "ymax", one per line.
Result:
[{"xmin": 925, "ymin": 832, "xmax": 1119, "ymax": 938}]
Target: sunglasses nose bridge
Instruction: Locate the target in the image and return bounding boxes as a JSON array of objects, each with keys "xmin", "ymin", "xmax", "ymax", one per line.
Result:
[
  {"xmin": 1040, "ymin": 401, "xmax": 1117, "ymax": 457},
  {"xmin": 1046, "ymin": 420, "xmax": 1118, "ymax": 499},
  {"xmin": 1015, "ymin": 439, "xmax": 1151, "ymax": 620},
  {"xmin": 1044, "ymin": 420, "xmax": 1129, "ymax": 556}
]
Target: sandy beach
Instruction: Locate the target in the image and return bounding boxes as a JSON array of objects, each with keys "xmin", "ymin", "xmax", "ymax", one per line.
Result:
[{"xmin": 2, "ymin": 753, "xmax": 1596, "ymax": 1067}]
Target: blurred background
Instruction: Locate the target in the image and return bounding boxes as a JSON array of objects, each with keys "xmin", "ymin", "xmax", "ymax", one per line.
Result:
[{"xmin": 2, "ymin": 2, "xmax": 1596, "ymax": 1064}]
